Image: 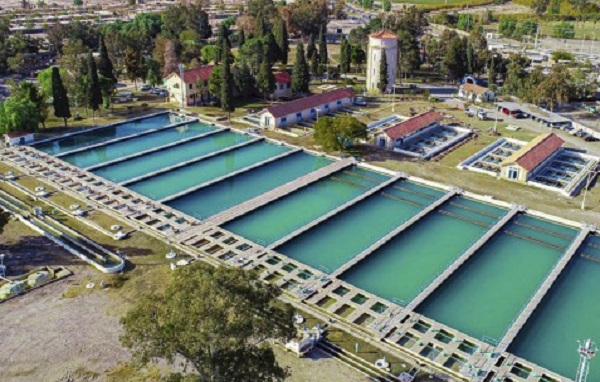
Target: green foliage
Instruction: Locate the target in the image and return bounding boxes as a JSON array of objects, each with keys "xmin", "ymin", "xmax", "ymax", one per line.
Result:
[
  {"xmin": 201, "ymin": 45, "xmax": 216, "ymax": 65},
  {"xmin": 378, "ymin": 50, "xmax": 389, "ymax": 93},
  {"xmin": 87, "ymin": 53, "xmax": 102, "ymax": 116},
  {"xmin": 10, "ymin": 81, "xmax": 47, "ymax": 129},
  {"xmin": 209, "ymin": 66, "xmax": 222, "ymax": 99},
  {"xmin": 318, "ymin": 25, "xmax": 328, "ymax": 65},
  {"xmin": 125, "ymin": 47, "xmax": 143, "ymax": 89},
  {"xmin": 552, "ymin": 50, "xmax": 574, "ymax": 61},
  {"xmin": 0, "ymin": 97, "xmax": 40, "ymax": 134},
  {"xmin": 291, "ymin": 43, "xmax": 310, "ymax": 94},
  {"xmin": 51, "ymin": 67, "xmax": 71, "ymax": 127},
  {"xmin": 119, "ymin": 262, "xmax": 294, "ymax": 381},
  {"xmin": 235, "ymin": 62, "xmax": 256, "ymax": 98},
  {"xmin": 498, "ymin": 17, "xmax": 538, "ymax": 39},
  {"xmin": 552, "ymin": 22, "xmax": 575, "ymax": 38},
  {"xmin": 306, "ymin": 33, "xmax": 316, "ymax": 62},
  {"xmin": 443, "ymin": 35, "xmax": 467, "ymax": 80},
  {"xmin": 161, "ymin": 4, "xmax": 211, "ymax": 40},
  {"xmin": 272, "ymin": 17, "xmax": 289, "ymax": 64},
  {"xmin": 340, "ymin": 35, "xmax": 351, "ymax": 74},
  {"xmin": 457, "ymin": 14, "xmax": 475, "ymax": 31},
  {"xmin": 314, "ymin": 115, "xmax": 368, "ymax": 152},
  {"xmin": 256, "ymin": 59, "xmax": 276, "ymax": 98},
  {"xmin": 73, "ymin": 0, "xmax": 83, "ymax": 5},
  {"xmin": 287, "ymin": 0, "xmax": 328, "ymax": 36},
  {"xmin": 263, "ymin": 32, "xmax": 281, "ymax": 64},
  {"xmin": 0, "ymin": 210, "xmax": 10, "ymax": 236},
  {"xmin": 220, "ymin": 51, "xmax": 234, "ymax": 113},
  {"xmin": 214, "ymin": 23, "xmax": 232, "ymax": 65},
  {"xmin": 350, "ymin": 45, "xmax": 366, "ymax": 72},
  {"xmin": 383, "ymin": 0, "xmax": 392, "ymax": 12},
  {"xmin": 98, "ymin": 35, "xmax": 116, "ymax": 86}
]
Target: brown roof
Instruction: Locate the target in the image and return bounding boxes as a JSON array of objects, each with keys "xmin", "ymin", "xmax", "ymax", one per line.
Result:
[
  {"xmin": 383, "ymin": 111, "xmax": 445, "ymax": 140},
  {"xmin": 264, "ymin": 88, "xmax": 355, "ymax": 118},
  {"xmin": 168, "ymin": 65, "xmax": 214, "ymax": 84},
  {"xmin": 502, "ymin": 133, "xmax": 564, "ymax": 172},
  {"xmin": 370, "ymin": 30, "xmax": 398, "ymax": 39},
  {"xmin": 461, "ymin": 83, "xmax": 490, "ymax": 95}
]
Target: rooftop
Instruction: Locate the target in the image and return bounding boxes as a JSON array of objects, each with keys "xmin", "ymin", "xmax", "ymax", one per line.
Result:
[
  {"xmin": 502, "ymin": 133, "xmax": 565, "ymax": 171},
  {"xmin": 263, "ymin": 88, "xmax": 355, "ymax": 118},
  {"xmin": 369, "ymin": 30, "xmax": 398, "ymax": 39},
  {"xmin": 461, "ymin": 83, "xmax": 490, "ymax": 95},
  {"xmin": 383, "ymin": 111, "xmax": 445, "ymax": 140},
  {"xmin": 168, "ymin": 65, "xmax": 214, "ymax": 84},
  {"xmin": 274, "ymin": 72, "xmax": 291, "ymax": 84}
]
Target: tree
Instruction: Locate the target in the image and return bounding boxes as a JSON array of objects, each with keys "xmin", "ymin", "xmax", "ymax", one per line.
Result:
[
  {"xmin": 383, "ymin": 0, "xmax": 391, "ymax": 12},
  {"xmin": 145, "ymin": 57, "xmax": 162, "ymax": 88},
  {"xmin": 125, "ymin": 47, "xmax": 143, "ymax": 90},
  {"xmin": 291, "ymin": 43, "xmax": 310, "ymax": 94},
  {"xmin": 163, "ymin": 40, "xmax": 179, "ymax": 77},
  {"xmin": 10, "ymin": 81, "xmax": 47, "ymax": 129},
  {"xmin": 209, "ymin": 66, "xmax": 223, "ymax": 100},
  {"xmin": 443, "ymin": 36, "xmax": 467, "ymax": 80},
  {"xmin": 98, "ymin": 35, "xmax": 116, "ymax": 86},
  {"xmin": 214, "ymin": 23, "xmax": 232, "ymax": 65},
  {"xmin": 235, "ymin": 62, "xmax": 256, "ymax": 98},
  {"xmin": 273, "ymin": 18, "xmax": 289, "ymax": 65},
  {"xmin": 264, "ymin": 32, "xmax": 281, "ymax": 64},
  {"xmin": 52, "ymin": 67, "xmax": 71, "ymax": 128},
  {"xmin": 397, "ymin": 30, "xmax": 420, "ymax": 79},
  {"xmin": 201, "ymin": 45, "xmax": 216, "ymax": 65},
  {"xmin": 537, "ymin": 64, "xmax": 573, "ymax": 111},
  {"xmin": 87, "ymin": 53, "xmax": 102, "ymax": 119},
  {"xmin": 318, "ymin": 25, "xmax": 328, "ymax": 65},
  {"xmin": 350, "ymin": 45, "xmax": 366, "ymax": 73},
  {"xmin": 378, "ymin": 50, "xmax": 389, "ymax": 93},
  {"xmin": 220, "ymin": 46, "xmax": 234, "ymax": 116},
  {"xmin": 255, "ymin": 15, "xmax": 266, "ymax": 39},
  {"xmin": 256, "ymin": 58, "xmax": 276, "ymax": 99},
  {"xmin": 531, "ymin": 0, "xmax": 550, "ymax": 15},
  {"xmin": 340, "ymin": 36, "xmax": 351, "ymax": 75},
  {"xmin": 0, "ymin": 210, "xmax": 9, "ymax": 235},
  {"xmin": 239, "ymin": 28, "xmax": 246, "ymax": 47},
  {"xmin": 334, "ymin": 0, "xmax": 347, "ymax": 19},
  {"xmin": 310, "ymin": 49, "xmax": 319, "ymax": 78},
  {"xmin": 0, "ymin": 98, "xmax": 40, "ymax": 134},
  {"xmin": 314, "ymin": 115, "xmax": 368, "ymax": 152},
  {"xmin": 120, "ymin": 263, "xmax": 294, "ymax": 382},
  {"xmin": 286, "ymin": 0, "xmax": 328, "ymax": 36},
  {"xmin": 238, "ymin": 38, "xmax": 264, "ymax": 74},
  {"xmin": 306, "ymin": 34, "xmax": 316, "ymax": 61}
]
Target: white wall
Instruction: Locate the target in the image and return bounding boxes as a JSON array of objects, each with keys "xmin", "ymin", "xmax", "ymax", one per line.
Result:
[{"xmin": 366, "ymin": 37, "xmax": 398, "ymax": 93}]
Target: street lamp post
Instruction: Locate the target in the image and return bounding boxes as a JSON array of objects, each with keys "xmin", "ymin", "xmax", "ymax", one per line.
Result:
[{"xmin": 581, "ymin": 169, "xmax": 598, "ymax": 211}]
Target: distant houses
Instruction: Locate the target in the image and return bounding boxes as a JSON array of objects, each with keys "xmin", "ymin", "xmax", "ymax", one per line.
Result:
[
  {"xmin": 258, "ymin": 88, "xmax": 355, "ymax": 129},
  {"xmin": 165, "ymin": 66, "xmax": 214, "ymax": 107},
  {"xmin": 273, "ymin": 72, "xmax": 292, "ymax": 99},
  {"xmin": 458, "ymin": 83, "xmax": 495, "ymax": 103},
  {"xmin": 3, "ymin": 132, "xmax": 35, "ymax": 146}
]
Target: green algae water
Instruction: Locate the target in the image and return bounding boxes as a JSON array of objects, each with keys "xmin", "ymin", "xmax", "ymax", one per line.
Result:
[
  {"xmin": 61, "ymin": 122, "xmax": 215, "ymax": 168},
  {"xmin": 340, "ymin": 197, "xmax": 506, "ymax": 304},
  {"xmin": 510, "ymin": 235, "xmax": 600, "ymax": 381},
  {"xmin": 222, "ymin": 167, "xmax": 389, "ymax": 245},
  {"xmin": 417, "ymin": 214, "xmax": 578, "ymax": 342},
  {"xmin": 35, "ymin": 113, "xmax": 173, "ymax": 154},
  {"xmin": 275, "ymin": 181, "xmax": 446, "ymax": 273},
  {"xmin": 167, "ymin": 152, "xmax": 332, "ymax": 219},
  {"xmin": 129, "ymin": 141, "xmax": 290, "ymax": 200},
  {"xmin": 93, "ymin": 131, "xmax": 250, "ymax": 183}
]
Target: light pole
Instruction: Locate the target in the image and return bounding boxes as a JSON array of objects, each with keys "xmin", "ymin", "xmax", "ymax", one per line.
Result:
[{"xmin": 178, "ymin": 63, "xmax": 185, "ymax": 110}]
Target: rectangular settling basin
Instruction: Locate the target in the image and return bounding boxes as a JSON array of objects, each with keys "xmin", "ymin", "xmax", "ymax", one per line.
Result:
[
  {"xmin": 509, "ymin": 234, "xmax": 600, "ymax": 381},
  {"xmin": 339, "ymin": 197, "xmax": 507, "ymax": 305},
  {"xmin": 274, "ymin": 180, "xmax": 446, "ymax": 274},
  {"xmin": 416, "ymin": 214, "xmax": 578, "ymax": 343},
  {"xmin": 167, "ymin": 152, "xmax": 332, "ymax": 219},
  {"xmin": 222, "ymin": 167, "xmax": 389, "ymax": 246}
]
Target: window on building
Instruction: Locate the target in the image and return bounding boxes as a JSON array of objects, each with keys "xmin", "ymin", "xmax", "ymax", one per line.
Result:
[
  {"xmin": 189, "ymin": 83, "xmax": 193, "ymax": 90},
  {"xmin": 508, "ymin": 168, "xmax": 519, "ymax": 180}
]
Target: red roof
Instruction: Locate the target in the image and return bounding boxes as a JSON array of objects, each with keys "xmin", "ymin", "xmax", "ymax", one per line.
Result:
[
  {"xmin": 4, "ymin": 131, "xmax": 34, "ymax": 138},
  {"xmin": 384, "ymin": 111, "xmax": 444, "ymax": 140},
  {"xmin": 171, "ymin": 65, "xmax": 214, "ymax": 84},
  {"xmin": 370, "ymin": 30, "xmax": 398, "ymax": 39},
  {"xmin": 264, "ymin": 88, "xmax": 355, "ymax": 118},
  {"xmin": 274, "ymin": 72, "xmax": 291, "ymax": 84},
  {"xmin": 515, "ymin": 133, "xmax": 564, "ymax": 171}
]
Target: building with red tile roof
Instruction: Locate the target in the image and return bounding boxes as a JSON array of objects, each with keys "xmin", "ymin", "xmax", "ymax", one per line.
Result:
[
  {"xmin": 3, "ymin": 131, "xmax": 35, "ymax": 146},
  {"xmin": 259, "ymin": 88, "xmax": 355, "ymax": 128},
  {"xmin": 273, "ymin": 72, "xmax": 292, "ymax": 99},
  {"xmin": 458, "ymin": 83, "xmax": 496, "ymax": 103},
  {"xmin": 373, "ymin": 111, "xmax": 445, "ymax": 151},
  {"xmin": 164, "ymin": 66, "xmax": 214, "ymax": 106},
  {"xmin": 500, "ymin": 133, "xmax": 565, "ymax": 181}
]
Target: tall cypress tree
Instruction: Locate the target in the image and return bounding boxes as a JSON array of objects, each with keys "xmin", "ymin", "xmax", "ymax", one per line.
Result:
[
  {"xmin": 256, "ymin": 55, "xmax": 276, "ymax": 100},
  {"xmin": 310, "ymin": 50, "xmax": 319, "ymax": 77},
  {"xmin": 306, "ymin": 34, "xmax": 316, "ymax": 62},
  {"xmin": 318, "ymin": 25, "xmax": 328, "ymax": 65},
  {"xmin": 340, "ymin": 35, "xmax": 350, "ymax": 74},
  {"xmin": 264, "ymin": 32, "xmax": 281, "ymax": 64},
  {"xmin": 220, "ymin": 39, "xmax": 234, "ymax": 117},
  {"xmin": 215, "ymin": 23, "xmax": 231, "ymax": 65},
  {"xmin": 98, "ymin": 35, "xmax": 116, "ymax": 85},
  {"xmin": 87, "ymin": 53, "xmax": 102, "ymax": 119},
  {"xmin": 239, "ymin": 28, "xmax": 246, "ymax": 47},
  {"xmin": 51, "ymin": 67, "xmax": 71, "ymax": 128},
  {"xmin": 378, "ymin": 50, "xmax": 389, "ymax": 94},
  {"xmin": 273, "ymin": 17, "xmax": 289, "ymax": 65},
  {"xmin": 291, "ymin": 43, "xmax": 310, "ymax": 94}
]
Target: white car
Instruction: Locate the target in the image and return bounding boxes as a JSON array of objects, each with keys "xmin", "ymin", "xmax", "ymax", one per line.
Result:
[{"xmin": 140, "ymin": 84, "xmax": 151, "ymax": 91}]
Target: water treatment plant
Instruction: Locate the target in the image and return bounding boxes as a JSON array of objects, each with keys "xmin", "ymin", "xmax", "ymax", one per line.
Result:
[{"xmin": 3, "ymin": 111, "xmax": 600, "ymax": 382}]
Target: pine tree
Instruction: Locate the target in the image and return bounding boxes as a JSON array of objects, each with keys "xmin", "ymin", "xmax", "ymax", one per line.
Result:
[
  {"xmin": 87, "ymin": 53, "xmax": 102, "ymax": 119},
  {"xmin": 306, "ymin": 34, "xmax": 316, "ymax": 62},
  {"xmin": 378, "ymin": 50, "xmax": 389, "ymax": 93},
  {"xmin": 291, "ymin": 43, "xmax": 310, "ymax": 94},
  {"xmin": 318, "ymin": 25, "xmax": 328, "ymax": 65},
  {"xmin": 256, "ymin": 57, "xmax": 275, "ymax": 100},
  {"xmin": 220, "ymin": 40, "xmax": 234, "ymax": 116},
  {"xmin": 215, "ymin": 23, "xmax": 231, "ymax": 65},
  {"xmin": 264, "ymin": 32, "xmax": 281, "ymax": 64},
  {"xmin": 273, "ymin": 17, "xmax": 289, "ymax": 65},
  {"xmin": 239, "ymin": 29, "xmax": 246, "ymax": 47},
  {"xmin": 340, "ymin": 35, "xmax": 352, "ymax": 74},
  {"xmin": 98, "ymin": 35, "xmax": 116, "ymax": 86},
  {"xmin": 51, "ymin": 67, "xmax": 71, "ymax": 128},
  {"xmin": 235, "ymin": 61, "xmax": 256, "ymax": 98}
]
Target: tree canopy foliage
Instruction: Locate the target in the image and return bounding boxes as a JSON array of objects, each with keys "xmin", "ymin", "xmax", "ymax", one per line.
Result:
[
  {"xmin": 314, "ymin": 115, "xmax": 367, "ymax": 152},
  {"xmin": 120, "ymin": 262, "xmax": 294, "ymax": 382}
]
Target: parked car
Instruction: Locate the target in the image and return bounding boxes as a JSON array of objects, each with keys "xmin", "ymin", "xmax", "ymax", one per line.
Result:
[
  {"xmin": 353, "ymin": 97, "xmax": 367, "ymax": 107},
  {"xmin": 150, "ymin": 88, "xmax": 161, "ymax": 94},
  {"xmin": 157, "ymin": 89, "xmax": 169, "ymax": 97},
  {"xmin": 140, "ymin": 84, "xmax": 151, "ymax": 91}
]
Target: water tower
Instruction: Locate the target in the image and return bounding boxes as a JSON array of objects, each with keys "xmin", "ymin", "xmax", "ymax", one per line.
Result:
[{"xmin": 366, "ymin": 30, "xmax": 398, "ymax": 94}]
